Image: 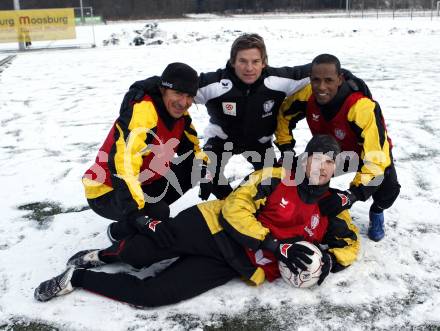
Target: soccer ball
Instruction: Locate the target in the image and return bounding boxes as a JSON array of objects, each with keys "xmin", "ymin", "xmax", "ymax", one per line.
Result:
[{"xmin": 278, "ymin": 241, "xmax": 323, "ymax": 288}]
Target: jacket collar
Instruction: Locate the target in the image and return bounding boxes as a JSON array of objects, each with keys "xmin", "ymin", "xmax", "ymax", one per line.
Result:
[{"xmin": 297, "ymin": 176, "xmax": 330, "ymax": 204}]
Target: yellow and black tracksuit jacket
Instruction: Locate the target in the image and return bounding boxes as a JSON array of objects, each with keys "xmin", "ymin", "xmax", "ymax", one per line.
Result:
[
  {"xmin": 83, "ymin": 77, "xmax": 207, "ymax": 219},
  {"xmin": 275, "ymin": 82, "xmax": 393, "ymax": 201},
  {"xmin": 197, "ymin": 167, "xmax": 359, "ymax": 285}
]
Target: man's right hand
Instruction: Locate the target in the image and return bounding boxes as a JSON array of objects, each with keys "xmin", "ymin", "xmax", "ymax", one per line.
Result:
[
  {"xmin": 134, "ymin": 215, "xmax": 175, "ymax": 248},
  {"xmin": 262, "ymin": 236, "xmax": 314, "ymax": 274},
  {"xmin": 277, "ymin": 143, "xmax": 297, "ymax": 169}
]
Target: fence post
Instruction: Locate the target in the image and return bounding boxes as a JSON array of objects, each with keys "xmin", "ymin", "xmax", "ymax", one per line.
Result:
[
  {"xmin": 13, "ymin": 0, "xmax": 26, "ymax": 51},
  {"xmin": 362, "ymin": 0, "xmax": 364, "ymax": 18},
  {"xmin": 376, "ymin": 0, "xmax": 379, "ymax": 19},
  {"xmin": 392, "ymin": 0, "xmax": 395, "ymax": 19},
  {"xmin": 79, "ymin": 0, "xmax": 85, "ymax": 24}
]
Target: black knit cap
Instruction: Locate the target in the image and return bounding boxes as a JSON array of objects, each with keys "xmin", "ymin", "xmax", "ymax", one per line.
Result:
[
  {"xmin": 160, "ymin": 62, "xmax": 199, "ymax": 97},
  {"xmin": 304, "ymin": 134, "xmax": 341, "ymax": 160}
]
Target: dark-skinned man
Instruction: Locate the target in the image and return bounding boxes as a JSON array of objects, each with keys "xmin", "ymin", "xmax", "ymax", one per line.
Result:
[{"xmin": 275, "ymin": 54, "xmax": 400, "ymax": 241}]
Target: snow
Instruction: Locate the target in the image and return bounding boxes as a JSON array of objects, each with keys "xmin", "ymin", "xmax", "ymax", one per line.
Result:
[{"xmin": 1, "ymin": 14, "xmax": 440, "ymax": 330}]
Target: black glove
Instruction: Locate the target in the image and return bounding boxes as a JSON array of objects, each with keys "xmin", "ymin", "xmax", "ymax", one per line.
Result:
[
  {"xmin": 317, "ymin": 251, "xmax": 336, "ymax": 286},
  {"xmin": 277, "ymin": 142, "xmax": 298, "ymax": 171},
  {"xmin": 323, "ymin": 218, "xmax": 357, "ymax": 248},
  {"xmin": 144, "ymin": 201, "xmax": 170, "ymax": 220},
  {"xmin": 134, "ymin": 215, "xmax": 175, "ymax": 248},
  {"xmin": 318, "ymin": 188, "xmax": 357, "ymax": 217},
  {"xmin": 198, "ymin": 163, "xmax": 214, "ymax": 200},
  {"xmin": 262, "ymin": 236, "xmax": 314, "ymax": 274},
  {"xmin": 341, "ymin": 69, "xmax": 372, "ymax": 98}
]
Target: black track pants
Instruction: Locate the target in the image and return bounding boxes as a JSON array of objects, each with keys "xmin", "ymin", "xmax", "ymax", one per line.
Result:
[
  {"xmin": 371, "ymin": 163, "xmax": 400, "ymax": 211},
  {"xmin": 71, "ymin": 206, "xmax": 239, "ymax": 307}
]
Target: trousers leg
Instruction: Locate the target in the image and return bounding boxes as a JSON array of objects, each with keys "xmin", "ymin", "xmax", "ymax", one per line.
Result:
[
  {"xmin": 204, "ymin": 137, "xmax": 233, "ymax": 199},
  {"xmin": 371, "ymin": 164, "xmax": 401, "ymax": 211},
  {"xmin": 99, "ymin": 206, "xmax": 222, "ymax": 268},
  {"xmin": 142, "ymin": 153, "xmax": 197, "ymax": 205},
  {"xmin": 72, "ymin": 255, "xmax": 238, "ymax": 307},
  {"xmin": 87, "ymin": 192, "xmax": 137, "ymax": 239}
]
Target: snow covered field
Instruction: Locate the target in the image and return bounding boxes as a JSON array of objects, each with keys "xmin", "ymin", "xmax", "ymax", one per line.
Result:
[{"xmin": 0, "ymin": 14, "xmax": 440, "ymax": 330}]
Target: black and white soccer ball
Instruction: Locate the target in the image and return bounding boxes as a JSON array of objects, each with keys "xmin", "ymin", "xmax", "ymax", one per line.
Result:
[{"xmin": 278, "ymin": 241, "xmax": 323, "ymax": 288}]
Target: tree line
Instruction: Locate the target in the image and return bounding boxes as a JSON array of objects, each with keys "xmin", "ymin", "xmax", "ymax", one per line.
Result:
[{"xmin": 0, "ymin": 0, "xmax": 436, "ymax": 20}]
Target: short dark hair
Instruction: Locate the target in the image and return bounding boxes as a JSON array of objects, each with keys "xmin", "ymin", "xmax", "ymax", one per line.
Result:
[
  {"xmin": 305, "ymin": 134, "xmax": 341, "ymax": 159},
  {"xmin": 311, "ymin": 54, "xmax": 341, "ymax": 74},
  {"xmin": 230, "ymin": 33, "xmax": 268, "ymax": 65}
]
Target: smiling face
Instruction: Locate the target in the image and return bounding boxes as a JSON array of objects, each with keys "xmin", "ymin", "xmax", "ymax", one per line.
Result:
[
  {"xmin": 305, "ymin": 153, "xmax": 336, "ymax": 185},
  {"xmin": 310, "ymin": 63, "xmax": 343, "ymax": 105},
  {"xmin": 161, "ymin": 88, "xmax": 194, "ymax": 119},
  {"xmin": 231, "ymin": 48, "xmax": 266, "ymax": 85}
]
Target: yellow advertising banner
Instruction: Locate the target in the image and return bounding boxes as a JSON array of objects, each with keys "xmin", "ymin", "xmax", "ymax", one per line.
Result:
[{"xmin": 0, "ymin": 8, "xmax": 76, "ymax": 43}]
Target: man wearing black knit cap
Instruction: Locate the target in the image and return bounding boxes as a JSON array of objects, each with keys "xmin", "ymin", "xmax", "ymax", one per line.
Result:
[{"xmin": 82, "ymin": 62, "xmax": 209, "ymax": 248}]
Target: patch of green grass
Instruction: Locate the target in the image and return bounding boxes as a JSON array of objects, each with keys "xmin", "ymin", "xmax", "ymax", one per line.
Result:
[
  {"xmin": 204, "ymin": 307, "xmax": 283, "ymax": 331},
  {"xmin": 0, "ymin": 320, "xmax": 58, "ymax": 331},
  {"xmin": 17, "ymin": 201, "xmax": 89, "ymax": 225}
]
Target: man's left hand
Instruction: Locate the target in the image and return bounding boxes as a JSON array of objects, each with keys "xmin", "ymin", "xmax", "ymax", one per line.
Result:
[
  {"xmin": 317, "ymin": 252, "xmax": 335, "ymax": 285},
  {"xmin": 318, "ymin": 189, "xmax": 357, "ymax": 217}
]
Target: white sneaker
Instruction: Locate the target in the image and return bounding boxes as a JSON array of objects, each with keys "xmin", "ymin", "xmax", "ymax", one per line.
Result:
[
  {"xmin": 34, "ymin": 267, "xmax": 75, "ymax": 302},
  {"xmin": 67, "ymin": 249, "xmax": 105, "ymax": 269}
]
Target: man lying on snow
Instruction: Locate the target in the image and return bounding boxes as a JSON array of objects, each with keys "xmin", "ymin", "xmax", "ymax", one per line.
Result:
[{"xmin": 34, "ymin": 135, "xmax": 359, "ymax": 308}]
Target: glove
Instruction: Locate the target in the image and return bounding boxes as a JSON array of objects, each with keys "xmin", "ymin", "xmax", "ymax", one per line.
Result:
[
  {"xmin": 322, "ymin": 218, "xmax": 357, "ymax": 248},
  {"xmin": 144, "ymin": 201, "xmax": 170, "ymax": 220},
  {"xmin": 198, "ymin": 163, "xmax": 214, "ymax": 200},
  {"xmin": 318, "ymin": 188, "xmax": 357, "ymax": 217},
  {"xmin": 277, "ymin": 143, "xmax": 296, "ymax": 165},
  {"xmin": 262, "ymin": 236, "xmax": 314, "ymax": 274},
  {"xmin": 317, "ymin": 251, "xmax": 336, "ymax": 286},
  {"xmin": 134, "ymin": 215, "xmax": 175, "ymax": 248}
]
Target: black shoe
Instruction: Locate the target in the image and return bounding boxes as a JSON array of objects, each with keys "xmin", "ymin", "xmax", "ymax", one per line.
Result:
[
  {"xmin": 34, "ymin": 267, "xmax": 75, "ymax": 302},
  {"xmin": 67, "ymin": 249, "xmax": 105, "ymax": 269}
]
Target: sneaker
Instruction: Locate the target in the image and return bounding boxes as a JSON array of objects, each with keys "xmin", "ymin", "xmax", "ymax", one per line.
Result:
[
  {"xmin": 34, "ymin": 267, "xmax": 75, "ymax": 302},
  {"xmin": 368, "ymin": 211, "xmax": 385, "ymax": 241},
  {"xmin": 107, "ymin": 222, "xmax": 119, "ymax": 244},
  {"xmin": 67, "ymin": 249, "xmax": 105, "ymax": 269}
]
